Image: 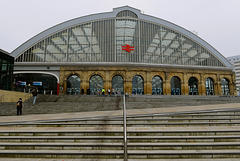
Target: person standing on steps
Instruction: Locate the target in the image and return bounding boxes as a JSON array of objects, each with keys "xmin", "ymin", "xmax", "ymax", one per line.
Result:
[
  {"xmin": 32, "ymin": 87, "xmax": 38, "ymax": 105},
  {"xmin": 102, "ymin": 88, "xmax": 105, "ymax": 96},
  {"xmin": 16, "ymin": 98, "xmax": 23, "ymax": 115}
]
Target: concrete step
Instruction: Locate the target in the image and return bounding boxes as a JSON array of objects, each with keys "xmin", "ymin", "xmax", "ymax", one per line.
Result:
[
  {"xmin": 0, "ymin": 142, "xmax": 124, "ymax": 150},
  {"xmin": 0, "ymin": 159, "xmax": 123, "ymax": 161},
  {"xmin": 0, "ymin": 150, "xmax": 123, "ymax": 159},
  {"xmin": 1, "ymin": 142, "xmax": 240, "ymax": 150},
  {"xmin": 0, "ymin": 135, "xmax": 240, "ymax": 143},
  {"xmin": 127, "ymin": 142, "xmax": 240, "ymax": 150},
  {"xmin": 128, "ymin": 135, "xmax": 240, "ymax": 142},
  {"xmin": 0, "ymin": 135, "xmax": 123, "ymax": 143},
  {"xmin": 0, "ymin": 159, "xmax": 239, "ymax": 161},
  {"xmin": 127, "ymin": 149, "xmax": 240, "ymax": 159},
  {"xmin": 0, "ymin": 149, "xmax": 239, "ymax": 159},
  {"xmin": 1, "ymin": 121, "xmax": 240, "ymax": 128}
]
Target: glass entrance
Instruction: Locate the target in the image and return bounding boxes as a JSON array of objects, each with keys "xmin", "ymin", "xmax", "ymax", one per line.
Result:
[
  {"xmin": 112, "ymin": 75, "xmax": 124, "ymax": 95},
  {"xmin": 89, "ymin": 75, "xmax": 103, "ymax": 95},
  {"xmin": 67, "ymin": 75, "xmax": 81, "ymax": 95},
  {"xmin": 221, "ymin": 78, "xmax": 230, "ymax": 95},
  {"xmin": 188, "ymin": 77, "xmax": 198, "ymax": 95},
  {"xmin": 206, "ymin": 77, "xmax": 214, "ymax": 95},
  {"xmin": 152, "ymin": 76, "xmax": 163, "ymax": 95},
  {"xmin": 132, "ymin": 75, "xmax": 144, "ymax": 95},
  {"xmin": 171, "ymin": 76, "xmax": 181, "ymax": 95}
]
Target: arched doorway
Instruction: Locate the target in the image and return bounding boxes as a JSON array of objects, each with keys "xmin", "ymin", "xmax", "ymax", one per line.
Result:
[
  {"xmin": 152, "ymin": 76, "xmax": 163, "ymax": 95},
  {"xmin": 206, "ymin": 77, "xmax": 214, "ymax": 95},
  {"xmin": 67, "ymin": 75, "xmax": 81, "ymax": 95},
  {"xmin": 132, "ymin": 75, "xmax": 144, "ymax": 95},
  {"xmin": 188, "ymin": 77, "xmax": 198, "ymax": 95},
  {"xmin": 221, "ymin": 78, "xmax": 230, "ymax": 95},
  {"xmin": 89, "ymin": 75, "xmax": 103, "ymax": 95},
  {"xmin": 171, "ymin": 76, "xmax": 181, "ymax": 95},
  {"xmin": 112, "ymin": 75, "xmax": 124, "ymax": 95}
]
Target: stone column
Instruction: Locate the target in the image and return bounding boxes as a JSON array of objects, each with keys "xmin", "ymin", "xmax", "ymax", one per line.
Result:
[
  {"xmin": 146, "ymin": 71, "xmax": 151, "ymax": 95},
  {"xmin": 164, "ymin": 72, "xmax": 171, "ymax": 95},
  {"xmin": 63, "ymin": 79, "xmax": 67, "ymax": 95},
  {"xmin": 182, "ymin": 73, "xmax": 188, "ymax": 95},
  {"xmin": 125, "ymin": 72, "xmax": 132, "ymax": 95},
  {"xmin": 216, "ymin": 74, "xmax": 221, "ymax": 95},
  {"xmin": 105, "ymin": 71, "xmax": 111, "ymax": 94},
  {"xmin": 199, "ymin": 74, "xmax": 205, "ymax": 95}
]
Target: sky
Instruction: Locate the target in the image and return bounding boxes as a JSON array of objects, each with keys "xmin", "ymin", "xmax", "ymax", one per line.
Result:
[{"xmin": 0, "ymin": 0, "xmax": 240, "ymax": 57}]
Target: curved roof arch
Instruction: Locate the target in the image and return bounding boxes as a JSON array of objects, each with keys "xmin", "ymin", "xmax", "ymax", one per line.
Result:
[{"xmin": 11, "ymin": 6, "xmax": 232, "ymax": 68}]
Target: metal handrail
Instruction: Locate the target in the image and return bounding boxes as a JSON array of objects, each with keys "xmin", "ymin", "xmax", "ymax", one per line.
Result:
[{"xmin": 123, "ymin": 94, "xmax": 127, "ymax": 161}]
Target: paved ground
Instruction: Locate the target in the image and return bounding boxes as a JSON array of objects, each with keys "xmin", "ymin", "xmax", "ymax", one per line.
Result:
[{"xmin": 1, "ymin": 102, "xmax": 240, "ymax": 124}]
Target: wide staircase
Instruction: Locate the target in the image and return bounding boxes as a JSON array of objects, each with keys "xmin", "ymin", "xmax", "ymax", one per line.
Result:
[{"xmin": 0, "ymin": 108, "xmax": 240, "ymax": 160}]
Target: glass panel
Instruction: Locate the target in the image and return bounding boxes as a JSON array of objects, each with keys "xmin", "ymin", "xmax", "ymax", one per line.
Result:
[
  {"xmin": 152, "ymin": 76, "xmax": 163, "ymax": 95},
  {"xmin": 67, "ymin": 75, "xmax": 81, "ymax": 95},
  {"xmin": 171, "ymin": 76, "xmax": 181, "ymax": 95},
  {"xmin": 188, "ymin": 77, "xmax": 198, "ymax": 95},
  {"xmin": 13, "ymin": 73, "xmax": 57, "ymax": 94},
  {"xmin": 221, "ymin": 78, "xmax": 230, "ymax": 95},
  {"xmin": 14, "ymin": 18, "xmax": 226, "ymax": 67},
  {"xmin": 206, "ymin": 77, "xmax": 214, "ymax": 95},
  {"xmin": 132, "ymin": 75, "xmax": 144, "ymax": 95},
  {"xmin": 89, "ymin": 75, "xmax": 103, "ymax": 95},
  {"xmin": 112, "ymin": 75, "xmax": 124, "ymax": 95}
]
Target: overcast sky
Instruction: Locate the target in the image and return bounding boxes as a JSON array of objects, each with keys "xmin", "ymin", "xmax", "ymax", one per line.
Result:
[{"xmin": 0, "ymin": 0, "xmax": 239, "ymax": 57}]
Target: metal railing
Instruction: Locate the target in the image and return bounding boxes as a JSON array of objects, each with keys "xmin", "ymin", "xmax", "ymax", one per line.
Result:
[{"xmin": 123, "ymin": 94, "xmax": 127, "ymax": 161}]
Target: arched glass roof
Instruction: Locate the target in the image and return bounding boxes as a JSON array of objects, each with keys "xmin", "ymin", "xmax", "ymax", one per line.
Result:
[{"xmin": 11, "ymin": 6, "xmax": 232, "ymax": 68}]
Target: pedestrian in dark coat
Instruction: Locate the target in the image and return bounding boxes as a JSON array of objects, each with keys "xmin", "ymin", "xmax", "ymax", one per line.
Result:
[{"xmin": 16, "ymin": 98, "xmax": 23, "ymax": 115}]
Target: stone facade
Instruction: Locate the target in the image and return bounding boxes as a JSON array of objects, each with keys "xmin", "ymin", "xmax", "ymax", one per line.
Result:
[{"xmin": 59, "ymin": 66, "xmax": 236, "ymax": 95}]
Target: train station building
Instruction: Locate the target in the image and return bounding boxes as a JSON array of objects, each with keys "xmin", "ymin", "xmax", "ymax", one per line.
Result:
[{"xmin": 10, "ymin": 6, "xmax": 235, "ymax": 95}]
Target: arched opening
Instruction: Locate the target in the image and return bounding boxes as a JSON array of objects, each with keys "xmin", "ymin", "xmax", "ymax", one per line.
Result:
[
  {"xmin": 152, "ymin": 76, "xmax": 163, "ymax": 95},
  {"xmin": 221, "ymin": 78, "xmax": 230, "ymax": 95},
  {"xmin": 188, "ymin": 77, "xmax": 198, "ymax": 95},
  {"xmin": 171, "ymin": 76, "xmax": 181, "ymax": 95},
  {"xmin": 132, "ymin": 75, "xmax": 144, "ymax": 95},
  {"xmin": 206, "ymin": 77, "xmax": 215, "ymax": 95},
  {"xmin": 67, "ymin": 75, "xmax": 81, "ymax": 95},
  {"xmin": 13, "ymin": 73, "xmax": 57, "ymax": 94},
  {"xmin": 89, "ymin": 75, "xmax": 103, "ymax": 95},
  {"xmin": 112, "ymin": 75, "xmax": 124, "ymax": 95}
]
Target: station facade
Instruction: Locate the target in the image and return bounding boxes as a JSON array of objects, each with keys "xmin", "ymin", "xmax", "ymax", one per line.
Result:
[
  {"xmin": 11, "ymin": 6, "xmax": 235, "ymax": 95},
  {"xmin": 0, "ymin": 49, "xmax": 14, "ymax": 90}
]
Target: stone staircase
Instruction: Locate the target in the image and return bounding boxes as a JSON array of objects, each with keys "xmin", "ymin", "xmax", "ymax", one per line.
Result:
[
  {"xmin": 2, "ymin": 95, "xmax": 240, "ymax": 116},
  {"xmin": 0, "ymin": 109, "xmax": 240, "ymax": 160}
]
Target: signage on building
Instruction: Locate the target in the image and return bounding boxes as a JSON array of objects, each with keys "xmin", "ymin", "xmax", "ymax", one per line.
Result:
[
  {"xmin": 33, "ymin": 82, "xmax": 42, "ymax": 86},
  {"xmin": 20, "ymin": 82, "xmax": 26, "ymax": 86},
  {"xmin": 122, "ymin": 44, "xmax": 134, "ymax": 52}
]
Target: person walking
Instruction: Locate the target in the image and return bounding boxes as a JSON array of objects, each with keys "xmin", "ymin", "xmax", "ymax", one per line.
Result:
[
  {"xmin": 32, "ymin": 88, "xmax": 38, "ymax": 105},
  {"xmin": 102, "ymin": 88, "xmax": 105, "ymax": 96},
  {"xmin": 16, "ymin": 98, "xmax": 23, "ymax": 116},
  {"xmin": 108, "ymin": 88, "xmax": 111, "ymax": 96}
]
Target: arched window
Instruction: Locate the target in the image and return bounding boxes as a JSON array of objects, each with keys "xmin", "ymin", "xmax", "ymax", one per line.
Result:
[
  {"xmin": 89, "ymin": 75, "xmax": 103, "ymax": 95},
  {"xmin": 152, "ymin": 76, "xmax": 163, "ymax": 95},
  {"xmin": 116, "ymin": 10, "xmax": 138, "ymax": 18},
  {"xmin": 206, "ymin": 77, "xmax": 214, "ymax": 95},
  {"xmin": 132, "ymin": 75, "xmax": 144, "ymax": 95},
  {"xmin": 67, "ymin": 75, "xmax": 81, "ymax": 95},
  {"xmin": 188, "ymin": 77, "xmax": 198, "ymax": 95},
  {"xmin": 221, "ymin": 78, "xmax": 230, "ymax": 95},
  {"xmin": 171, "ymin": 76, "xmax": 181, "ymax": 95},
  {"xmin": 112, "ymin": 75, "xmax": 124, "ymax": 95}
]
